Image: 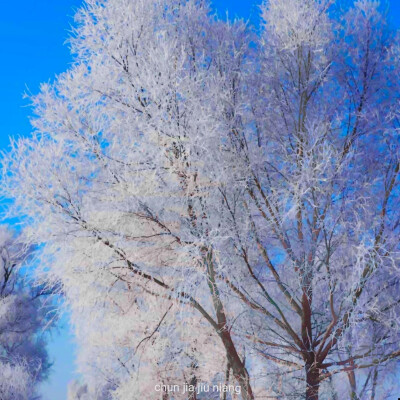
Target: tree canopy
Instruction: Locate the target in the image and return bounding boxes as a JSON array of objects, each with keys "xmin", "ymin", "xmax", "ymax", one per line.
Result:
[
  {"xmin": 0, "ymin": 226, "xmax": 51, "ymax": 400},
  {"xmin": 2, "ymin": 0, "xmax": 400, "ymax": 399}
]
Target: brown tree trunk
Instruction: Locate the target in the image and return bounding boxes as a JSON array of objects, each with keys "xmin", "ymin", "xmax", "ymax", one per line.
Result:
[
  {"xmin": 347, "ymin": 369, "xmax": 358, "ymax": 399},
  {"xmin": 219, "ymin": 329, "xmax": 254, "ymax": 400},
  {"xmin": 371, "ymin": 368, "xmax": 378, "ymax": 400},
  {"xmin": 205, "ymin": 251, "xmax": 254, "ymax": 400},
  {"xmin": 188, "ymin": 375, "xmax": 197, "ymax": 400},
  {"xmin": 305, "ymin": 363, "xmax": 320, "ymax": 400},
  {"xmin": 222, "ymin": 361, "xmax": 231, "ymax": 400}
]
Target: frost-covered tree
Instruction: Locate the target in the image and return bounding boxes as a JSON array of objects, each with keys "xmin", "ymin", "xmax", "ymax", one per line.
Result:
[
  {"xmin": 67, "ymin": 380, "xmax": 113, "ymax": 400},
  {"xmin": 0, "ymin": 226, "xmax": 51, "ymax": 400},
  {"xmin": 2, "ymin": 0, "xmax": 400, "ymax": 399},
  {"xmin": 67, "ymin": 381, "xmax": 89, "ymax": 400}
]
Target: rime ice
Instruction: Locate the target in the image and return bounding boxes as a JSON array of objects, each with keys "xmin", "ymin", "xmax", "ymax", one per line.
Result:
[{"xmin": 2, "ymin": 0, "xmax": 400, "ymax": 399}]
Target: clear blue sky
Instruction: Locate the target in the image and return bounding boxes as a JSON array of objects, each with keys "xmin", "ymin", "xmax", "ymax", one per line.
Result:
[{"xmin": 0, "ymin": 1, "xmax": 399, "ymax": 399}]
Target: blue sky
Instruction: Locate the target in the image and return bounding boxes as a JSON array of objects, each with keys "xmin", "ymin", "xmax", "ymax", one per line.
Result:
[{"xmin": 0, "ymin": 1, "xmax": 400, "ymax": 399}]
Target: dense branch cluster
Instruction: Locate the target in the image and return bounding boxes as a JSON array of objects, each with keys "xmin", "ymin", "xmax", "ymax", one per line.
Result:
[
  {"xmin": 0, "ymin": 227, "xmax": 51, "ymax": 400},
  {"xmin": 2, "ymin": 0, "xmax": 400, "ymax": 399}
]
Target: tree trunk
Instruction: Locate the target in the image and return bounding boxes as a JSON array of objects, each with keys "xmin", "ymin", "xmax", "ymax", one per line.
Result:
[
  {"xmin": 305, "ymin": 363, "xmax": 320, "ymax": 400},
  {"xmin": 222, "ymin": 361, "xmax": 231, "ymax": 400},
  {"xmin": 371, "ymin": 368, "xmax": 378, "ymax": 400},
  {"xmin": 205, "ymin": 251, "xmax": 254, "ymax": 400},
  {"xmin": 188, "ymin": 374, "xmax": 197, "ymax": 400},
  {"xmin": 219, "ymin": 329, "xmax": 254, "ymax": 400},
  {"xmin": 162, "ymin": 390, "xmax": 169, "ymax": 400}
]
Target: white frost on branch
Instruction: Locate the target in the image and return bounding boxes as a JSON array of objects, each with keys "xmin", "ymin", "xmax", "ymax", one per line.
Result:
[{"xmin": 1, "ymin": 0, "xmax": 400, "ymax": 399}]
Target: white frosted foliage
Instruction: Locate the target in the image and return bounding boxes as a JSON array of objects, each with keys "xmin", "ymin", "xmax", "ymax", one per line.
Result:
[{"xmin": 2, "ymin": 1, "xmax": 400, "ymax": 399}]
